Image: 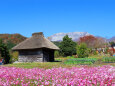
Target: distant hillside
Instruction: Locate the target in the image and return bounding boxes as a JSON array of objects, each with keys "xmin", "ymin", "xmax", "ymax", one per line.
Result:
[
  {"xmin": 48, "ymin": 32, "xmax": 91, "ymax": 41},
  {"xmin": 108, "ymin": 36, "xmax": 115, "ymax": 42},
  {"xmin": 0, "ymin": 34, "xmax": 27, "ymax": 49},
  {"xmin": 48, "ymin": 32, "xmax": 115, "ymax": 42},
  {"xmin": 0, "ymin": 32, "xmax": 115, "ymax": 49}
]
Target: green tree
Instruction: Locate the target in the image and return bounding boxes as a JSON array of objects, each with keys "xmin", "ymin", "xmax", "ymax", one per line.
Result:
[
  {"xmin": 6, "ymin": 40, "xmax": 16, "ymax": 50},
  {"xmin": 76, "ymin": 43, "xmax": 89, "ymax": 58},
  {"xmin": 53, "ymin": 41, "xmax": 61, "ymax": 47},
  {"xmin": 0, "ymin": 39, "xmax": 11, "ymax": 64},
  {"xmin": 59, "ymin": 35, "xmax": 77, "ymax": 56}
]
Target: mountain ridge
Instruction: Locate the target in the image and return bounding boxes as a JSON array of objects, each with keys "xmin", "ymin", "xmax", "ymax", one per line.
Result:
[
  {"xmin": 108, "ymin": 36, "xmax": 115, "ymax": 42},
  {"xmin": 0, "ymin": 32, "xmax": 115, "ymax": 46},
  {"xmin": 0, "ymin": 33, "xmax": 27, "ymax": 44},
  {"xmin": 48, "ymin": 32, "xmax": 91, "ymax": 41}
]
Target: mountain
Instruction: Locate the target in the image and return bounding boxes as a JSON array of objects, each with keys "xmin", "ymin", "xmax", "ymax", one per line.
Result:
[
  {"xmin": 48, "ymin": 32, "xmax": 91, "ymax": 41},
  {"xmin": 108, "ymin": 36, "xmax": 115, "ymax": 42},
  {"xmin": 0, "ymin": 34, "xmax": 27, "ymax": 44},
  {"xmin": 0, "ymin": 34, "xmax": 27, "ymax": 49},
  {"xmin": 0, "ymin": 32, "xmax": 114, "ymax": 49}
]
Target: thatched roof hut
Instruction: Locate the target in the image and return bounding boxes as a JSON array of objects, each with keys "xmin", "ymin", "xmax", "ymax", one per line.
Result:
[
  {"xmin": 12, "ymin": 32, "xmax": 59, "ymax": 50},
  {"xmin": 12, "ymin": 32, "xmax": 59, "ymax": 62}
]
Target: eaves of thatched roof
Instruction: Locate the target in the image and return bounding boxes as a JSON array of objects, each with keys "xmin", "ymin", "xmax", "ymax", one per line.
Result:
[{"xmin": 12, "ymin": 32, "xmax": 59, "ymax": 50}]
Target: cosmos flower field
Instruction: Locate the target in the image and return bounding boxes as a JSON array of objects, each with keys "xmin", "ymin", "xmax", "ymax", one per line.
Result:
[{"xmin": 0, "ymin": 66, "xmax": 114, "ymax": 86}]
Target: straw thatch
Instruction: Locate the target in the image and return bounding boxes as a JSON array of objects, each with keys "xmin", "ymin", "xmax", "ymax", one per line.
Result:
[{"xmin": 12, "ymin": 32, "xmax": 59, "ymax": 50}]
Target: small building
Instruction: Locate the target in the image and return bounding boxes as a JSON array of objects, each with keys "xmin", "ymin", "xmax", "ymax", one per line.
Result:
[{"xmin": 12, "ymin": 32, "xmax": 59, "ymax": 62}]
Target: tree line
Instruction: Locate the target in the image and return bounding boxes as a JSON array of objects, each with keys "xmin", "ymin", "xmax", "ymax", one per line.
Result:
[
  {"xmin": 0, "ymin": 34, "xmax": 115, "ymax": 64},
  {"xmin": 54, "ymin": 35, "xmax": 115, "ymax": 58}
]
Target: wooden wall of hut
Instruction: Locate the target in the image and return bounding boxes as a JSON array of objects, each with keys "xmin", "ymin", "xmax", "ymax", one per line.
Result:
[
  {"xmin": 18, "ymin": 48, "xmax": 54, "ymax": 62},
  {"xmin": 18, "ymin": 49, "xmax": 43, "ymax": 62},
  {"xmin": 43, "ymin": 49, "xmax": 54, "ymax": 62}
]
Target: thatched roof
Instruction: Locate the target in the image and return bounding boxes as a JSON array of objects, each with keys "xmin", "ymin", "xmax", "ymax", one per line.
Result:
[{"xmin": 12, "ymin": 32, "xmax": 59, "ymax": 50}]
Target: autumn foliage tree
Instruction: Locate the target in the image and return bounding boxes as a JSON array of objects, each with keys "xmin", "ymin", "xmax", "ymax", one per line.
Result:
[
  {"xmin": 0, "ymin": 34, "xmax": 26, "ymax": 49},
  {"xmin": 95, "ymin": 37, "xmax": 106, "ymax": 48},
  {"xmin": 79, "ymin": 35, "xmax": 97, "ymax": 48},
  {"xmin": 79, "ymin": 35, "xmax": 106, "ymax": 49}
]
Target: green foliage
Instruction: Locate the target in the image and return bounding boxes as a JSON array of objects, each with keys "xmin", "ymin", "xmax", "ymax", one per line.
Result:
[
  {"xmin": 59, "ymin": 35, "xmax": 77, "ymax": 56},
  {"xmin": 93, "ymin": 50, "xmax": 98, "ymax": 55},
  {"xmin": 54, "ymin": 51, "xmax": 60, "ymax": 58},
  {"xmin": 0, "ymin": 39, "xmax": 11, "ymax": 64},
  {"xmin": 105, "ymin": 47, "xmax": 109, "ymax": 54},
  {"xmin": 64, "ymin": 58, "xmax": 98, "ymax": 65},
  {"xmin": 53, "ymin": 42, "xmax": 61, "ymax": 47},
  {"xmin": 76, "ymin": 43, "xmax": 89, "ymax": 58},
  {"xmin": 10, "ymin": 51, "xmax": 18, "ymax": 62},
  {"xmin": 6, "ymin": 41, "xmax": 16, "ymax": 50},
  {"xmin": 103, "ymin": 57, "xmax": 115, "ymax": 63}
]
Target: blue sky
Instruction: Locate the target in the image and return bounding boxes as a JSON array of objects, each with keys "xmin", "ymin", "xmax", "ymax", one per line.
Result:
[{"xmin": 0, "ymin": 0, "xmax": 115, "ymax": 38}]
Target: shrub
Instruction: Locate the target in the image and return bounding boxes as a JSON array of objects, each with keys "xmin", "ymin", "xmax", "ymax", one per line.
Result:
[
  {"xmin": 105, "ymin": 47, "xmax": 109, "ymax": 54},
  {"xmin": 108, "ymin": 50, "xmax": 114, "ymax": 56},
  {"xmin": 76, "ymin": 43, "xmax": 89, "ymax": 58},
  {"xmin": 93, "ymin": 50, "xmax": 98, "ymax": 55},
  {"xmin": 10, "ymin": 51, "xmax": 18, "ymax": 62},
  {"xmin": 54, "ymin": 51, "xmax": 60, "ymax": 58}
]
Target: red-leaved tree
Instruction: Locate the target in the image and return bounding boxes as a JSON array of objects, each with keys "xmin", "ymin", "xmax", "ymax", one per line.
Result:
[
  {"xmin": 79, "ymin": 35, "xmax": 97, "ymax": 48},
  {"xmin": 79, "ymin": 35, "xmax": 106, "ymax": 49}
]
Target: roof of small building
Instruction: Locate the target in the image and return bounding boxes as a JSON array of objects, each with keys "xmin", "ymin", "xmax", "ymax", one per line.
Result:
[{"xmin": 12, "ymin": 32, "xmax": 59, "ymax": 50}]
